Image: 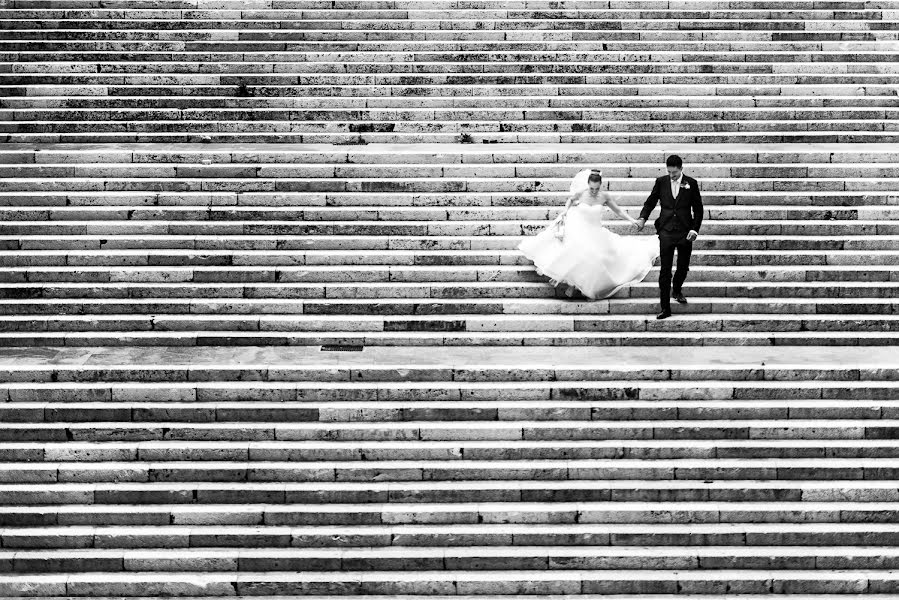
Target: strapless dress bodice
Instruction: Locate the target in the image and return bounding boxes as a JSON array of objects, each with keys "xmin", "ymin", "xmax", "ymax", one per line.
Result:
[{"xmin": 572, "ymin": 202, "xmax": 605, "ymax": 223}]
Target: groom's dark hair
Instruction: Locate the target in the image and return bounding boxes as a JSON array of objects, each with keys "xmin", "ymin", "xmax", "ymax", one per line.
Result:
[{"xmin": 666, "ymin": 155, "xmax": 683, "ymax": 168}]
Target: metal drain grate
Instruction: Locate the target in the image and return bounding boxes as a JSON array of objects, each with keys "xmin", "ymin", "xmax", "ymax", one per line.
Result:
[{"xmin": 320, "ymin": 344, "xmax": 364, "ymax": 352}]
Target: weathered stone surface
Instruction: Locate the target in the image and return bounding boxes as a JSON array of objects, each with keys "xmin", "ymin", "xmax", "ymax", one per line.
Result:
[{"xmin": 5, "ymin": 0, "xmax": 899, "ymax": 596}]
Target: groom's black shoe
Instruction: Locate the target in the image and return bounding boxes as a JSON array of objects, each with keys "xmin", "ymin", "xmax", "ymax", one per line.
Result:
[
  {"xmin": 656, "ymin": 309, "xmax": 672, "ymax": 320},
  {"xmin": 673, "ymin": 291, "xmax": 688, "ymax": 304}
]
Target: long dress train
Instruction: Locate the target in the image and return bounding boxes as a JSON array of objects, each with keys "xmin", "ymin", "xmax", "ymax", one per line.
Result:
[{"xmin": 519, "ymin": 202, "xmax": 659, "ymax": 300}]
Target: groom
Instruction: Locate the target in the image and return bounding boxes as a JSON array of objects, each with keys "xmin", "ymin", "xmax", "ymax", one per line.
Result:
[{"xmin": 635, "ymin": 155, "xmax": 703, "ymax": 320}]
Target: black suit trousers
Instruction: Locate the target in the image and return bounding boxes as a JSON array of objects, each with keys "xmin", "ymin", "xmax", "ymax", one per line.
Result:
[{"xmin": 658, "ymin": 236, "xmax": 692, "ymax": 310}]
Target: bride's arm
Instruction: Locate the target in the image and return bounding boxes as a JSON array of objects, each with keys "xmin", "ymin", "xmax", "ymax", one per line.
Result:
[
  {"xmin": 603, "ymin": 195, "xmax": 638, "ymax": 224},
  {"xmin": 560, "ymin": 192, "xmax": 579, "ymax": 217}
]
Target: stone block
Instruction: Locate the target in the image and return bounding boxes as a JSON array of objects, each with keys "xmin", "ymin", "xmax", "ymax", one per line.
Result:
[
  {"xmin": 67, "ymin": 574, "xmax": 237, "ymax": 597},
  {"xmin": 773, "ymin": 577, "xmax": 869, "ymax": 594},
  {"xmin": 582, "ymin": 577, "xmax": 678, "ymax": 594},
  {"xmin": 0, "ymin": 575, "xmax": 67, "ymax": 596}
]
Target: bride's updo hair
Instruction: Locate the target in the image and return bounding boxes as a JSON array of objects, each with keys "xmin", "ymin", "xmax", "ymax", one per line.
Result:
[{"xmin": 588, "ymin": 169, "xmax": 602, "ymax": 184}]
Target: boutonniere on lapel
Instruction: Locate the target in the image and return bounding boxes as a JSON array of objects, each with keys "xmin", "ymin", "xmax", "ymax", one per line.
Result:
[{"xmin": 680, "ymin": 182, "xmax": 691, "ymax": 190}]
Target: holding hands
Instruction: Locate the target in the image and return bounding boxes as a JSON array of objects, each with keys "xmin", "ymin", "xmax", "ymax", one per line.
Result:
[{"xmin": 633, "ymin": 218, "xmax": 697, "ymax": 242}]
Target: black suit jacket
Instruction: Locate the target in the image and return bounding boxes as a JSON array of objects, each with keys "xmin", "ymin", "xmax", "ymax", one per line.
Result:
[{"xmin": 639, "ymin": 174, "xmax": 704, "ymax": 236}]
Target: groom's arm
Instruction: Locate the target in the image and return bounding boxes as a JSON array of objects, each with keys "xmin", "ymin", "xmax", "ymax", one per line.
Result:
[
  {"xmin": 690, "ymin": 178, "xmax": 704, "ymax": 232},
  {"xmin": 639, "ymin": 177, "xmax": 661, "ymax": 222}
]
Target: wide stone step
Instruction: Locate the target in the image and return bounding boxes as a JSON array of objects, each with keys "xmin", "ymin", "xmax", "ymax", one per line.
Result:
[
  {"xmin": 7, "ymin": 35, "xmax": 899, "ymax": 48},
  {"xmin": 6, "ymin": 0, "xmax": 899, "ymax": 11},
  {"xmin": 63, "ymin": 85, "xmax": 890, "ymax": 100},
  {"xmin": 6, "ymin": 419, "xmax": 899, "ymax": 443},
  {"xmin": 15, "ymin": 149, "xmax": 899, "ymax": 170},
  {"xmin": 11, "ymin": 435, "xmax": 899, "ymax": 457},
  {"xmin": 8, "ymin": 12, "xmax": 889, "ymax": 22},
  {"xmin": 5, "ymin": 281, "xmax": 899, "ymax": 300},
  {"xmin": 0, "ymin": 202, "xmax": 893, "ymax": 217},
  {"xmin": 4, "ymin": 377, "xmax": 894, "ymax": 401},
  {"xmin": 9, "ymin": 235, "xmax": 899, "ymax": 252},
  {"xmin": 6, "ymin": 236, "xmax": 899, "ymax": 252},
  {"xmin": 10, "ymin": 523, "xmax": 899, "ymax": 549},
  {"xmin": 5, "ymin": 118, "xmax": 899, "ymax": 134},
  {"xmin": 1, "ymin": 221, "xmax": 894, "ymax": 237},
  {"xmin": 5, "ymin": 396, "xmax": 899, "ymax": 422},
  {"xmin": 3, "ymin": 264, "xmax": 898, "ymax": 284},
  {"xmin": 7, "ymin": 62, "xmax": 899, "ymax": 76},
  {"xmin": 3, "ymin": 206, "xmax": 892, "ymax": 221},
  {"xmin": 7, "ymin": 456, "xmax": 899, "ymax": 483},
  {"xmin": 7, "ymin": 68, "xmax": 899, "ymax": 88},
  {"xmin": 9, "ymin": 131, "xmax": 899, "ymax": 145},
  {"xmin": 2, "ymin": 4, "xmax": 895, "ymax": 15},
  {"xmin": 6, "ymin": 31, "xmax": 899, "ymax": 42},
  {"xmin": 10, "ymin": 500, "xmax": 899, "ymax": 527},
  {"xmin": 1, "ymin": 281, "xmax": 562, "ymax": 300},
  {"xmin": 6, "ymin": 161, "xmax": 899, "ymax": 180},
  {"xmin": 5, "ymin": 250, "xmax": 899, "ymax": 269},
  {"xmin": 6, "ymin": 569, "xmax": 899, "ymax": 596},
  {"xmin": 2, "ymin": 297, "xmax": 897, "ymax": 317},
  {"xmin": 2, "ymin": 185, "xmax": 895, "ymax": 201},
  {"xmin": 40, "ymin": 66, "xmax": 899, "ymax": 79},
  {"xmin": 4, "ymin": 30, "xmax": 898, "ymax": 45},
  {"xmin": 9, "ymin": 37, "xmax": 893, "ymax": 50},
  {"xmin": 3, "ymin": 13, "xmax": 896, "ymax": 24},
  {"xmin": 3, "ymin": 4, "xmax": 896, "ymax": 14},
  {"xmin": 5, "ymin": 437, "xmax": 899, "ymax": 460},
  {"xmin": 4, "ymin": 313, "xmax": 899, "ymax": 335},
  {"xmin": 6, "ymin": 17, "xmax": 894, "ymax": 28},
  {"xmin": 0, "ymin": 345, "xmax": 893, "ymax": 382},
  {"xmin": 1, "ymin": 596, "xmax": 895, "ymax": 600},
  {"xmin": 6, "ymin": 38, "xmax": 899, "ymax": 51},
  {"xmin": 8, "ymin": 50, "xmax": 899, "ymax": 63},
  {"xmin": 0, "ymin": 188, "xmax": 891, "ymax": 203},
  {"xmin": 7, "ymin": 56, "xmax": 898, "ymax": 68},
  {"xmin": 9, "ymin": 545, "xmax": 899, "ymax": 573},
  {"xmin": 5, "ymin": 330, "xmax": 899, "ymax": 348},
  {"xmin": 7, "ymin": 97, "xmax": 899, "ymax": 113},
  {"xmin": 4, "ymin": 478, "xmax": 899, "ymax": 505},
  {"xmin": 5, "ymin": 131, "xmax": 899, "ymax": 149},
  {"xmin": 6, "ymin": 193, "xmax": 893, "ymax": 209},
  {"xmin": 5, "ymin": 141, "xmax": 897, "ymax": 163},
  {"xmin": 1, "ymin": 264, "xmax": 546, "ymax": 283},
  {"xmin": 6, "ymin": 72, "xmax": 899, "ymax": 87}
]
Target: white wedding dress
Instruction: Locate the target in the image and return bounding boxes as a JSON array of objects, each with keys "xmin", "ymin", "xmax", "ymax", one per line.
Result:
[{"xmin": 519, "ymin": 170, "xmax": 659, "ymax": 300}]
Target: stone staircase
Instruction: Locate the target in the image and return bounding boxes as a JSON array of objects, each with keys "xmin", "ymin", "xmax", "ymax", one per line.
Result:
[
  {"xmin": 2, "ymin": 345, "xmax": 899, "ymax": 597},
  {"xmin": 2, "ymin": 0, "xmax": 899, "ymax": 144},
  {"xmin": 3, "ymin": 0, "xmax": 899, "ymax": 597},
  {"xmin": 2, "ymin": 142, "xmax": 899, "ymax": 347}
]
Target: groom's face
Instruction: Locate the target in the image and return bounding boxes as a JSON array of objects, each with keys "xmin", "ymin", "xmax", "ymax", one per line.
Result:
[{"xmin": 667, "ymin": 166, "xmax": 683, "ymax": 180}]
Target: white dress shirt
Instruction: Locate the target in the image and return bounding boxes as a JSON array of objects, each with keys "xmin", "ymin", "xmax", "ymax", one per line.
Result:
[{"xmin": 670, "ymin": 174, "xmax": 682, "ymax": 199}]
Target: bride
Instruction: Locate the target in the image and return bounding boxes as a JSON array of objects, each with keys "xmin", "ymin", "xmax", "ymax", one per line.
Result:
[{"xmin": 519, "ymin": 168, "xmax": 659, "ymax": 300}]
